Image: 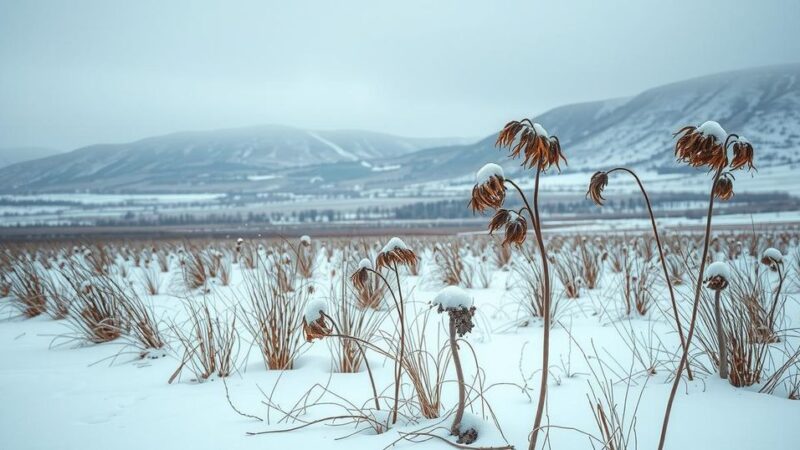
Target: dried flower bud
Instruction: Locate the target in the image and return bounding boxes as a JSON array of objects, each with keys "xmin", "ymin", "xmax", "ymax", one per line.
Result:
[
  {"xmin": 713, "ymin": 172, "xmax": 735, "ymax": 201},
  {"xmin": 503, "ymin": 212, "xmax": 528, "ymax": 247},
  {"xmin": 704, "ymin": 261, "xmax": 730, "ymax": 291},
  {"xmin": 587, "ymin": 171, "xmax": 609, "ymax": 206},
  {"xmin": 375, "ymin": 237, "xmax": 417, "ymax": 270},
  {"xmin": 674, "ymin": 121, "xmax": 728, "ymax": 170},
  {"xmin": 729, "ymin": 135, "xmax": 755, "ymax": 171},
  {"xmin": 469, "ymin": 163, "xmax": 506, "ymax": 213},
  {"xmin": 496, "ymin": 119, "xmax": 566, "ymax": 171},
  {"xmin": 760, "ymin": 248, "xmax": 783, "ymax": 270}
]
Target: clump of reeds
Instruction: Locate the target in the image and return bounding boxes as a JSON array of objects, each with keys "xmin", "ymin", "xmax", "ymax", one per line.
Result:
[
  {"xmin": 433, "ymin": 241, "xmax": 465, "ymax": 287},
  {"xmin": 239, "ymin": 263, "xmax": 307, "ymax": 370},
  {"xmin": 169, "ymin": 300, "xmax": 239, "ymax": 382},
  {"xmin": 7, "ymin": 258, "xmax": 47, "ymax": 318}
]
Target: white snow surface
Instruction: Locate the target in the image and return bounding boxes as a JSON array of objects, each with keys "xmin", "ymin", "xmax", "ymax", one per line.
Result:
[
  {"xmin": 476, "ymin": 163, "xmax": 504, "ymax": 184},
  {"xmin": 433, "ymin": 285, "xmax": 474, "ymax": 310},
  {"xmin": 1, "ymin": 238, "xmax": 799, "ymax": 450},
  {"xmin": 380, "ymin": 237, "xmax": 409, "ymax": 254},
  {"xmin": 532, "ymin": 122, "xmax": 550, "ymax": 138},
  {"xmin": 696, "ymin": 120, "xmax": 728, "ymax": 143},
  {"xmin": 358, "ymin": 258, "xmax": 372, "ymax": 269},
  {"xmin": 705, "ymin": 261, "xmax": 731, "ymax": 280}
]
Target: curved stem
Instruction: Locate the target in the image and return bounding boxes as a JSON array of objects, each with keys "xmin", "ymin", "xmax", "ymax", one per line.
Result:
[
  {"xmin": 657, "ymin": 167, "xmax": 722, "ymax": 450},
  {"xmin": 713, "ymin": 290, "xmax": 728, "ymax": 379},
  {"xmin": 449, "ymin": 317, "xmax": 466, "ymax": 436},
  {"xmin": 606, "ymin": 167, "xmax": 693, "ymax": 380},
  {"xmin": 504, "ymin": 179, "xmax": 536, "ymax": 225},
  {"xmin": 529, "ymin": 166, "xmax": 551, "ymax": 450},
  {"xmin": 766, "ymin": 264, "xmax": 783, "ymax": 335},
  {"xmin": 323, "ymin": 313, "xmax": 381, "ymax": 411}
]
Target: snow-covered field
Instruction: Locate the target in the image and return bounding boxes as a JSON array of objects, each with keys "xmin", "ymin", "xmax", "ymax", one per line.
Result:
[{"xmin": 1, "ymin": 233, "xmax": 798, "ymax": 450}]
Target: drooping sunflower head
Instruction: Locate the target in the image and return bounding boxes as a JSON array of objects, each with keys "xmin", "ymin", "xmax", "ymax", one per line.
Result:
[
  {"xmin": 674, "ymin": 121, "xmax": 729, "ymax": 171},
  {"xmin": 496, "ymin": 119, "xmax": 566, "ymax": 171},
  {"xmin": 375, "ymin": 237, "xmax": 417, "ymax": 270},
  {"xmin": 586, "ymin": 171, "xmax": 610, "ymax": 206},
  {"xmin": 469, "ymin": 163, "xmax": 506, "ymax": 213}
]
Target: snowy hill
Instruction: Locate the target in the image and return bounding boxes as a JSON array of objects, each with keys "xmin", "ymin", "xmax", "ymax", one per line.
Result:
[
  {"xmin": 313, "ymin": 63, "xmax": 800, "ymax": 190},
  {"xmin": 0, "ymin": 126, "xmax": 466, "ymax": 192},
  {"xmin": 0, "ymin": 147, "xmax": 61, "ymax": 169}
]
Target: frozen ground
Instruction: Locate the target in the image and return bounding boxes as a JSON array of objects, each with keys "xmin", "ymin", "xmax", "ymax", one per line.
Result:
[{"xmin": 1, "ymin": 237, "xmax": 799, "ymax": 450}]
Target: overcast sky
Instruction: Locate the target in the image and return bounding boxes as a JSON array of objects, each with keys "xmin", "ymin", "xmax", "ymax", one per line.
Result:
[{"xmin": 1, "ymin": 0, "xmax": 799, "ymax": 150}]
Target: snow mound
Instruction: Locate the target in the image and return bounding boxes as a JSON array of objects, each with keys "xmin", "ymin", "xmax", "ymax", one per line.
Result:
[
  {"xmin": 476, "ymin": 163, "xmax": 504, "ymax": 184},
  {"xmin": 433, "ymin": 286, "xmax": 474, "ymax": 309},
  {"xmin": 304, "ymin": 299, "xmax": 328, "ymax": 323},
  {"xmin": 762, "ymin": 247, "xmax": 783, "ymax": 263},
  {"xmin": 532, "ymin": 122, "xmax": 549, "ymax": 138},
  {"xmin": 705, "ymin": 261, "xmax": 730, "ymax": 279},
  {"xmin": 696, "ymin": 121, "xmax": 728, "ymax": 143},
  {"xmin": 381, "ymin": 237, "xmax": 409, "ymax": 254}
]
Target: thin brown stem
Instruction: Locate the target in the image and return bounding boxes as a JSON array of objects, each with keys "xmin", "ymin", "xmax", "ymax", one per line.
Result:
[
  {"xmin": 529, "ymin": 165, "xmax": 551, "ymax": 450},
  {"xmin": 713, "ymin": 289, "xmax": 728, "ymax": 379},
  {"xmin": 449, "ymin": 318, "xmax": 466, "ymax": 435},
  {"xmin": 391, "ymin": 263, "xmax": 405, "ymax": 424},
  {"xmin": 606, "ymin": 167, "xmax": 693, "ymax": 380},
  {"xmin": 657, "ymin": 167, "xmax": 722, "ymax": 450}
]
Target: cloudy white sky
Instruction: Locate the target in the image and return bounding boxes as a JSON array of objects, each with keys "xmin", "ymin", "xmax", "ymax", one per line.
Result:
[{"xmin": 1, "ymin": 0, "xmax": 799, "ymax": 150}]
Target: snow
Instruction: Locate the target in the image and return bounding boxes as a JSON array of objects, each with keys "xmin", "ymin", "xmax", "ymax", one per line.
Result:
[
  {"xmin": 705, "ymin": 261, "xmax": 731, "ymax": 279},
  {"xmin": 475, "ymin": 163, "xmax": 504, "ymax": 184},
  {"xmin": 300, "ymin": 235, "xmax": 311, "ymax": 245},
  {"xmin": 358, "ymin": 258, "xmax": 372, "ymax": 269},
  {"xmin": 532, "ymin": 122, "xmax": 550, "ymax": 138},
  {"xmin": 380, "ymin": 237, "xmax": 409, "ymax": 254},
  {"xmin": 304, "ymin": 298, "xmax": 328, "ymax": 323},
  {"xmin": 307, "ymin": 131, "xmax": 359, "ymax": 161},
  {"xmin": 696, "ymin": 120, "xmax": 728, "ymax": 143},
  {"xmin": 432, "ymin": 285, "xmax": 473, "ymax": 309},
  {"xmin": 762, "ymin": 247, "xmax": 783, "ymax": 263},
  {"xmin": 1, "ymin": 235, "xmax": 799, "ymax": 450}
]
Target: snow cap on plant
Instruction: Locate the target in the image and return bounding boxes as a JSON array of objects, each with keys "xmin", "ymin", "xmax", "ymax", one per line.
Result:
[
  {"xmin": 350, "ymin": 257, "xmax": 372, "ymax": 291},
  {"xmin": 302, "ymin": 299, "xmax": 331, "ymax": 342},
  {"xmin": 433, "ymin": 286, "xmax": 476, "ymax": 337},
  {"xmin": 704, "ymin": 261, "xmax": 730, "ymax": 290},
  {"xmin": 713, "ymin": 172, "xmax": 735, "ymax": 201},
  {"xmin": 300, "ymin": 235, "xmax": 311, "ymax": 247},
  {"xmin": 469, "ymin": 163, "xmax": 506, "ymax": 213},
  {"xmin": 376, "ymin": 237, "xmax": 417, "ymax": 270},
  {"xmin": 760, "ymin": 247, "xmax": 783, "ymax": 269},
  {"xmin": 586, "ymin": 171, "xmax": 610, "ymax": 206},
  {"xmin": 496, "ymin": 119, "xmax": 566, "ymax": 171}
]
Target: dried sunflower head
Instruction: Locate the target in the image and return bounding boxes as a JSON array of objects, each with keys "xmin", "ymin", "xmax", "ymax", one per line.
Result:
[
  {"xmin": 674, "ymin": 121, "xmax": 729, "ymax": 171},
  {"xmin": 469, "ymin": 163, "xmax": 506, "ymax": 213},
  {"xmin": 586, "ymin": 171, "xmax": 609, "ymax": 206},
  {"xmin": 375, "ymin": 237, "xmax": 417, "ymax": 270},
  {"xmin": 713, "ymin": 172, "xmax": 735, "ymax": 201},
  {"xmin": 496, "ymin": 119, "xmax": 566, "ymax": 171}
]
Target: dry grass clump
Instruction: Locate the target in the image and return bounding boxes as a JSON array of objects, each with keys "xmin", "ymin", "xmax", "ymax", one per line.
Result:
[
  {"xmin": 170, "ymin": 299, "xmax": 239, "ymax": 382},
  {"xmin": 514, "ymin": 245, "xmax": 560, "ymax": 323},
  {"xmin": 180, "ymin": 247, "xmax": 209, "ymax": 290},
  {"xmin": 239, "ymin": 263, "xmax": 308, "ymax": 370},
  {"xmin": 382, "ymin": 309, "xmax": 451, "ymax": 419},
  {"xmin": 326, "ymin": 269, "xmax": 386, "ymax": 373},
  {"xmin": 7, "ymin": 258, "xmax": 47, "ymax": 318},
  {"xmin": 551, "ymin": 248, "xmax": 583, "ymax": 299},
  {"xmin": 433, "ymin": 241, "xmax": 465, "ymax": 287},
  {"xmin": 140, "ymin": 268, "xmax": 162, "ymax": 295},
  {"xmin": 64, "ymin": 271, "xmax": 126, "ymax": 343}
]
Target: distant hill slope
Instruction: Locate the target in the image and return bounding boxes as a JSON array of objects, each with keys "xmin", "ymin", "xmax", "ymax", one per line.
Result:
[
  {"xmin": 310, "ymin": 63, "xmax": 800, "ymax": 189},
  {"xmin": 0, "ymin": 147, "xmax": 60, "ymax": 169},
  {"xmin": 2, "ymin": 64, "xmax": 798, "ymax": 193},
  {"xmin": 0, "ymin": 125, "xmax": 467, "ymax": 192}
]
